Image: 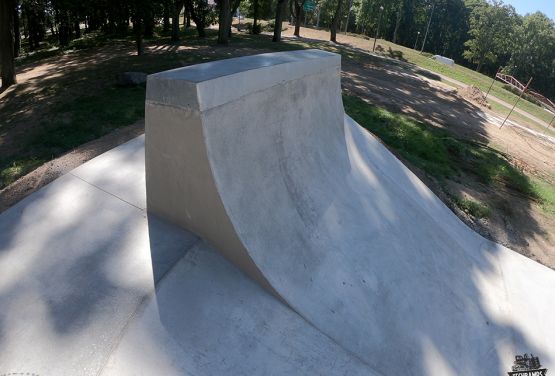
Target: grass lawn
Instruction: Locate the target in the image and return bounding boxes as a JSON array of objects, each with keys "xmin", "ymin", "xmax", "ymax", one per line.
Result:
[
  {"xmin": 342, "ymin": 94, "xmax": 555, "ymax": 217},
  {"xmin": 0, "ymin": 28, "xmax": 314, "ymax": 188}
]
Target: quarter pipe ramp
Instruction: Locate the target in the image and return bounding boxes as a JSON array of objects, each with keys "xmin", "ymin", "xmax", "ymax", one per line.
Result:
[{"xmin": 145, "ymin": 50, "xmax": 555, "ymax": 375}]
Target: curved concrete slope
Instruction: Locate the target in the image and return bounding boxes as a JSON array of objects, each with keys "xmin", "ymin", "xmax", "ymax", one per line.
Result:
[{"xmin": 146, "ymin": 50, "xmax": 555, "ymax": 375}]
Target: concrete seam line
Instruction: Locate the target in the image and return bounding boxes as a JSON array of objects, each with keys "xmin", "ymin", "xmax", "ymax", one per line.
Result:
[
  {"xmin": 69, "ymin": 172, "xmax": 144, "ymax": 212},
  {"xmin": 94, "ymin": 238, "xmax": 204, "ymax": 376}
]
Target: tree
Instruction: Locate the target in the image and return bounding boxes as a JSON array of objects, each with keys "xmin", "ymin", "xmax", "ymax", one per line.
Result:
[
  {"xmin": 508, "ymin": 12, "xmax": 555, "ymax": 98},
  {"xmin": 329, "ymin": 0, "xmax": 343, "ymax": 42},
  {"xmin": 272, "ymin": 0, "xmax": 287, "ymax": 41},
  {"xmin": 392, "ymin": 4, "xmax": 402, "ymax": 44},
  {"xmin": 163, "ymin": 0, "xmax": 171, "ymax": 32},
  {"xmin": 463, "ymin": 1, "xmax": 518, "ymax": 72},
  {"xmin": 21, "ymin": 0, "xmax": 46, "ymax": 51},
  {"xmin": 130, "ymin": 0, "xmax": 147, "ymax": 55},
  {"xmin": 14, "ymin": 0, "xmax": 20, "ymax": 57},
  {"xmin": 217, "ymin": 0, "xmax": 230, "ymax": 44},
  {"xmin": 252, "ymin": 0, "xmax": 260, "ymax": 34},
  {"xmin": 1, "ymin": 0, "xmax": 17, "ymax": 89},
  {"xmin": 184, "ymin": 0, "xmax": 215, "ymax": 38},
  {"xmin": 171, "ymin": 0, "xmax": 183, "ymax": 41},
  {"xmin": 290, "ymin": 0, "xmax": 306, "ymax": 37}
]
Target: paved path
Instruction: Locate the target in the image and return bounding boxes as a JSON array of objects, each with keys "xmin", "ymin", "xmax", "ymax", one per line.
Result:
[{"xmin": 434, "ymin": 73, "xmax": 553, "ymax": 129}]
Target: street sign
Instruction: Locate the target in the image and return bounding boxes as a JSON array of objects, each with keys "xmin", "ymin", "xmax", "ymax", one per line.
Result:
[{"xmin": 303, "ymin": 0, "xmax": 316, "ymax": 12}]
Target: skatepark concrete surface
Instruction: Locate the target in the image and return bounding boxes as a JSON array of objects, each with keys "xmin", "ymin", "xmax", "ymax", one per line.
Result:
[{"xmin": 1, "ymin": 50, "xmax": 554, "ymax": 375}]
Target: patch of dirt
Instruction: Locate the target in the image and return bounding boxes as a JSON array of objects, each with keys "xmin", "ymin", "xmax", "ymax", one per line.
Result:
[{"xmin": 458, "ymin": 85, "xmax": 491, "ymax": 109}]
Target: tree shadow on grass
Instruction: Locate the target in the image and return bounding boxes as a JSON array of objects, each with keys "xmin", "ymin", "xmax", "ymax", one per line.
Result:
[{"xmin": 342, "ymin": 93, "xmax": 551, "ymax": 267}]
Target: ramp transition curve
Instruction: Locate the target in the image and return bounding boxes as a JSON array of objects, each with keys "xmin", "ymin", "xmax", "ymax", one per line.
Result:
[{"xmin": 145, "ymin": 50, "xmax": 555, "ymax": 376}]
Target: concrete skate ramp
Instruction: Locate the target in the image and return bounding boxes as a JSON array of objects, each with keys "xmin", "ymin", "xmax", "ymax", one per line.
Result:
[
  {"xmin": 146, "ymin": 50, "xmax": 555, "ymax": 375},
  {"xmin": 0, "ymin": 135, "xmax": 380, "ymax": 375}
]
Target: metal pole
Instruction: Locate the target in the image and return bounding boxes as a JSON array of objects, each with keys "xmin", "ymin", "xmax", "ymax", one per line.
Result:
[
  {"xmin": 420, "ymin": 2, "xmax": 435, "ymax": 54},
  {"xmin": 372, "ymin": 6, "xmax": 384, "ymax": 52},
  {"xmin": 316, "ymin": 6, "xmax": 320, "ymax": 27},
  {"xmin": 500, "ymin": 77, "xmax": 533, "ymax": 129},
  {"xmin": 485, "ymin": 68, "xmax": 500, "ymax": 100},
  {"xmin": 543, "ymin": 113, "xmax": 555, "ymax": 134},
  {"xmin": 344, "ymin": 0, "xmax": 353, "ymax": 34},
  {"xmin": 413, "ymin": 32, "xmax": 420, "ymax": 50}
]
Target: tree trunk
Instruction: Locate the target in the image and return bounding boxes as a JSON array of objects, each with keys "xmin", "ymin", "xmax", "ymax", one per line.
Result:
[
  {"xmin": 392, "ymin": 10, "xmax": 401, "ymax": 44},
  {"xmin": 58, "ymin": 10, "xmax": 70, "ymax": 46},
  {"xmin": 185, "ymin": 0, "xmax": 206, "ymax": 38},
  {"xmin": 133, "ymin": 15, "xmax": 144, "ymax": 55},
  {"xmin": 217, "ymin": 0, "xmax": 230, "ymax": 44},
  {"xmin": 252, "ymin": 0, "xmax": 259, "ymax": 34},
  {"xmin": 228, "ymin": 0, "xmax": 241, "ymax": 38},
  {"xmin": 0, "ymin": 0, "xmax": 17, "ymax": 89},
  {"xmin": 184, "ymin": 1, "xmax": 191, "ymax": 27},
  {"xmin": 13, "ymin": 2, "xmax": 20, "ymax": 57},
  {"xmin": 144, "ymin": 7, "xmax": 155, "ymax": 38},
  {"xmin": 329, "ymin": 0, "xmax": 343, "ymax": 42},
  {"xmin": 272, "ymin": 0, "xmax": 286, "ymax": 42},
  {"xmin": 476, "ymin": 59, "xmax": 483, "ymax": 72},
  {"xmin": 26, "ymin": 9, "xmax": 36, "ymax": 49},
  {"xmin": 293, "ymin": 2, "xmax": 302, "ymax": 37},
  {"xmin": 74, "ymin": 18, "xmax": 81, "ymax": 39},
  {"xmin": 163, "ymin": 0, "xmax": 171, "ymax": 32},
  {"xmin": 171, "ymin": 0, "xmax": 182, "ymax": 41}
]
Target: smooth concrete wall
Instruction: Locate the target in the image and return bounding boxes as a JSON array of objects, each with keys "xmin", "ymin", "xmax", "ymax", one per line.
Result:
[{"xmin": 145, "ymin": 49, "xmax": 340, "ymax": 295}]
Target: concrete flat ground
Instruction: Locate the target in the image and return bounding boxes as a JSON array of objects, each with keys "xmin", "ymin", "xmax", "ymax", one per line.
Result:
[{"xmin": 0, "ymin": 135, "xmax": 377, "ymax": 376}]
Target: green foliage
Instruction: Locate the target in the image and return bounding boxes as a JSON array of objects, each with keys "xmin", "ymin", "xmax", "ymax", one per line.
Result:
[
  {"xmin": 506, "ymin": 12, "xmax": 555, "ymax": 99},
  {"xmin": 453, "ymin": 196, "xmax": 491, "ymax": 218},
  {"xmin": 0, "ymin": 159, "xmax": 45, "ymax": 187},
  {"xmin": 342, "ymin": 94, "xmax": 538, "ymax": 197},
  {"xmin": 238, "ymin": 0, "xmax": 273, "ymax": 20},
  {"xmin": 342, "ymin": 93, "xmax": 555, "ymax": 216},
  {"xmin": 31, "ymin": 86, "xmax": 145, "ymax": 152},
  {"xmin": 343, "ymin": 94, "xmax": 456, "ymax": 178},
  {"xmin": 532, "ymin": 179, "xmax": 555, "ymax": 215},
  {"xmin": 463, "ymin": 1, "xmax": 518, "ymax": 71}
]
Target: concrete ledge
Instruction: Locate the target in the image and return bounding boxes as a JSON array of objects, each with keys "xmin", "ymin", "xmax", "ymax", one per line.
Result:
[{"xmin": 146, "ymin": 49, "xmax": 340, "ymax": 111}]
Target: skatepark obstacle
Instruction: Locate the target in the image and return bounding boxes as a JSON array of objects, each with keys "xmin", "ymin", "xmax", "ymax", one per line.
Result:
[
  {"xmin": 1, "ymin": 50, "xmax": 554, "ymax": 376},
  {"xmin": 146, "ymin": 50, "xmax": 555, "ymax": 375}
]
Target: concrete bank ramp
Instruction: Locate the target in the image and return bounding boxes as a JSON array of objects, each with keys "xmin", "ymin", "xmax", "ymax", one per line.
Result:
[{"xmin": 146, "ymin": 50, "xmax": 555, "ymax": 375}]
